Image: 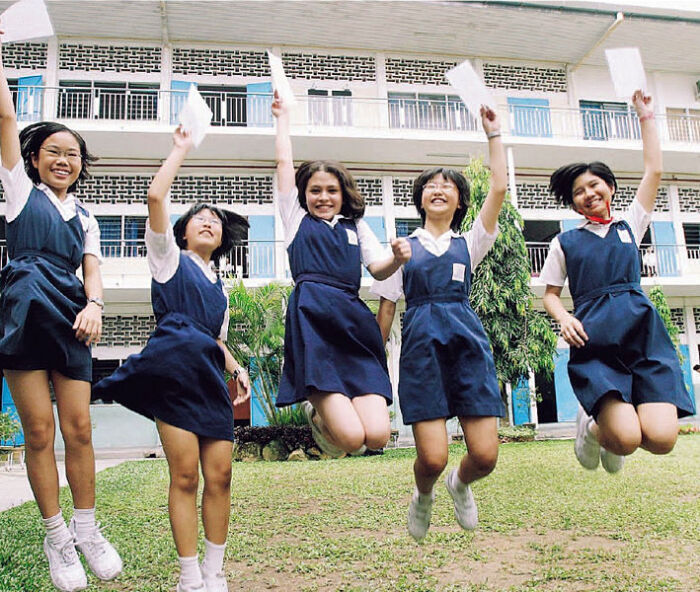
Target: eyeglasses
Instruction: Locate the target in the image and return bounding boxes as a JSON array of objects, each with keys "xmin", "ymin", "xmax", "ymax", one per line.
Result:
[
  {"xmin": 423, "ymin": 182, "xmax": 456, "ymax": 192},
  {"xmin": 192, "ymin": 214, "xmax": 222, "ymax": 226},
  {"xmin": 41, "ymin": 147, "xmax": 82, "ymax": 161}
]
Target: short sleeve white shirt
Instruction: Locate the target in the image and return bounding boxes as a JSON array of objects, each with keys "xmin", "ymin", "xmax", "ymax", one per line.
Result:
[
  {"xmin": 0, "ymin": 161, "xmax": 102, "ymax": 261},
  {"xmin": 539, "ymin": 199, "xmax": 652, "ymax": 287},
  {"xmin": 145, "ymin": 222, "xmax": 229, "ymax": 341},
  {"xmin": 370, "ymin": 216, "xmax": 499, "ymax": 302},
  {"xmin": 277, "ymin": 186, "xmax": 387, "ymax": 267}
]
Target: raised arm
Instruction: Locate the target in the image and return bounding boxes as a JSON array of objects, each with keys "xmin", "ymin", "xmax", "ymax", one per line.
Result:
[
  {"xmin": 272, "ymin": 91, "xmax": 295, "ymax": 195},
  {"xmin": 632, "ymin": 90, "xmax": 662, "ymax": 214},
  {"xmin": 0, "ymin": 36, "xmax": 21, "ymax": 170},
  {"xmin": 478, "ymin": 106, "xmax": 507, "ymax": 233},
  {"xmin": 147, "ymin": 126, "xmax": 193, "ymax": 233}
]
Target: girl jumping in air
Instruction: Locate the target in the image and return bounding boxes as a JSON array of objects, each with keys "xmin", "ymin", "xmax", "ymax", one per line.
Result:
[
  {"xmin": 0, "ymin": 39, "xmax": 121, "ymax": 592},
  {"xmin": 540, "ymin": 91, "xmax": 695, "ymax": 474},
  {"xmin": 373, "ymin": 106, "xmax": 506, "ymax": 541},
  {"xmin": 272, "ymin": 91, "xmax": 409, "ymax": 458},
  {"xmin": 93, "ymin": 127, "xmax": 250, "ymax": 592}
]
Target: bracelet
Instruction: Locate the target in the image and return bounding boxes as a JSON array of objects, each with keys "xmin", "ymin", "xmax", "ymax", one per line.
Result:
[
  {"xmin": 639, "ymin": 113, "xmax": 655, "ymax": 122},
  {"xmin": 87, "ymin": 297, "xmax": 104, "ymax": 309},
  {"xmin": 487, "ymin": 131, "xmax": 502, "ymax": 139}
]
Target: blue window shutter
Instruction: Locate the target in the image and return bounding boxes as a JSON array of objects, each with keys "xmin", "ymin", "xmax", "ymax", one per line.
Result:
[
  {"xmin": 248, "ymin": 215, "xmax": 275, "ymax": 278},
  {"xmin": 507, "ymin": 97, "xmax": 551, "ymax": 138},
  {"xmin": 246, "ymin": 82, "xmax": 273, "ymax": 128},
  {"xmin": 511, "ymin": 376, "xmax": 531, "ymax": 425},
  {"xmin": 17, "ymin": 75, "xmax": 43, "ymax": 122},
  {"xmin": 561, "ymin": 219, "xmax": 580, "ymax": 232},
  {"xmin": 652, "ymin": 221, "xmax": 679, "ymax": 277},
  {"xmin": 362, "ymin": 216, "xmax": 386, "ymax": 278},
  {"xmin": 554, "ymin": 348, "xmax": 577, "ymax": 422},
  {"xmin": 170, "ymin": 80, "xmax": 195, "ymax": 125}
]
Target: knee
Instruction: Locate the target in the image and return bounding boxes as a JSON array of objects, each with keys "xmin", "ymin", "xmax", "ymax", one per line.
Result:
[
  {"xmin": 599, "ymin": 427, "xmax": 642, "ymax": 456},
  {"xmin": 24, "ymin": 421, "xmax": 54, "ymax": 452},
  {"xmin": 416, "ymin": 453, "xmax": 448, "ymax": 477},
  {"xmin": 468, "ymin": 448, "xmax": 499, "ymax": 476},
  {"xmin": 641, "ymin": 426, "xmax": 678, "ymax": 455},
  {"xmin": 364, "ymin": 426, "xmax": 391, "ymax": 451},
  {"xmin": 171, "ymin": 469, "xmax": 199, "ymax": 494},
  {"xmin": 204, "ymin": 466, "xmax": 232, "ymax": 493},
  {"xmin": 60, "ymin": 416, "xmax": 93, "ymax": 448},
  {"xmin": 333, "ymin": 428, "xmax": 366, "ymax": 454}
]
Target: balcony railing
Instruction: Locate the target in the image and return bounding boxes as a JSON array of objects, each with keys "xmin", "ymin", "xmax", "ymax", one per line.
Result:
[{"xmin": 11, "ymin": 85, "xmax": 700, "ymax": 146}]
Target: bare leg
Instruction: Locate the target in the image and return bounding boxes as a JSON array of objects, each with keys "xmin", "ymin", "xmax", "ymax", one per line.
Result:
[
  {"xmin": 457, "ymin": 416, "xmax": 499, "ymax": 485},
  {"xmin": 592, "ymin": 394, "xmax": 642, "ymax": 456},
  {"xmin": 411, "ymin": 419, "xmax": 449, "ymax": 494},
  {"xmin": 156, "ymin": 419, "xmax": 200, "ymax": 557},
  {"xmin": 5, "ymin": 369, "xmax": 60, "ymax": 518},
  {"xmin": 307, "ymin": 391, "xmax": 366, "ymax": 453},
  {"xmin": 351, "ymin": 394, "xmax": 391, "ymax": 450},
  {"xmin": 200, "ymin": 438, "xmax": 233, "ymax": 545},
  {"xmin": 637, "ymin": 402, "xmax": 679, "ymax": 454},
  {"xmin": 53, "ymin": 371, "xmax": 94, "ymax": 509}
]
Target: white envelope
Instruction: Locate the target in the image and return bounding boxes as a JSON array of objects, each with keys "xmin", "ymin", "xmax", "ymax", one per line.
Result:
[
  {"xmin": 605, "ymin": 47, "xmax": 647, "ymax": 100},
  {"xmin": 178, "ymin": 85, "xmax": 213, "ymax": 148},
  {"xmin": 445, "ymin": 60, "xmax": 494, "ymax": 118},
  {"xmin": 267, "ymin": 50, "xmax": 296, "ymax": 105},
  {"xmin": 0, "ymin": 0, "xmax": 54, "ymax": 44}
]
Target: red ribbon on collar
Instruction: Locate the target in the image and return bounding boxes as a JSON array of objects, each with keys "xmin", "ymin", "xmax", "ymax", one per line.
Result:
[{"xmin": 583, "ymin": 202, "xmax": 613, "ymax": 225}]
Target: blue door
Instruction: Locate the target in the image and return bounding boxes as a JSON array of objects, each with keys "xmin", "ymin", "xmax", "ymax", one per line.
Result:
[
  {"xmin": 508, "ymin": 97, "xmax": 551, "ymax": 137},
  {"xmin": 170, "ymin": 80, "xmax": 194, "ymax": 125},
  {"xmin": 554, "ymin": 348, "xmax": 578, "ymax": 422},
  {"xmin": 512, "ymin": 376, "xmax": 531, "ymax": 425},
  {"xmin": 652, "ymin": 221, "xmax": 679, "ymax": 277},
  {"xmin": 679, "ymin": 345, "xmax": 697, "ymax": 415},
  {"xmin": 17, "ymin": 75, "xmax": 43, "ymax": 122},
  {"xmin": 246, "ymin": 82, "xmax": 273, "ymax": 128}
]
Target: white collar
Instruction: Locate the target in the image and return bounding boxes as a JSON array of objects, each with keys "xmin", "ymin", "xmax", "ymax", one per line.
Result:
[
  {"xmin": 577, "ymin": 213, "xmax": 620, "ymax": 229},
  {"xmin": 38, "ymin": 183, "xmax": 75, "ymax": 205},
  {"xmin": 410, "ymin": 227, "xmax": 459, "ymax": 241}
]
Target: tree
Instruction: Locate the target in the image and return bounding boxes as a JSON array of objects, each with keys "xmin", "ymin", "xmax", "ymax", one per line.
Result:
[
  {"xmin": 462, "ymin": 158, "xmax": 558, "ymax": 411},
  {"xmin": 648, "ymin": 285, "xmax": 684, "ymax": 363},
  {"xmin": 225, "ymin": 281, "xmax": 302, "ymax": 425}
]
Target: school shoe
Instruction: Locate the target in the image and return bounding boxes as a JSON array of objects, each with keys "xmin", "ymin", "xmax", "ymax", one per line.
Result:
[
  {"xmin": 69, "ymin": 518, "xmax": 123, "ymax": 581},
  {"xmin": 43, "ymin": 536, "xmax": 88, "ymax": 592},
  {"xmin": 407, "ymin": 488, "xmax": 434, "ymax": 542},
  {"xmin": 301, "ymin": 401, "xmax": 345, "ymax": 458},
  {"xmin": 600, "ymin": 447, "xmax": 625, "ymax": 474},
  {"xmin": 176, "ymin": 582, "xmax": 206, "ymax": 592},
  {"xmin": 445, "ymin": 469, "xmax": 478, "ymax": 531},
  {"xmin": 574, "ymin": 406, "xmax": 600, "ymax": 470},
  {"xmin": 201, "ymin": 564, "xmax": 228, "ymax": 592}
]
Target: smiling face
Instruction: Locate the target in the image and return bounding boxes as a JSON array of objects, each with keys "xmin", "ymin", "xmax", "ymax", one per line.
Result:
[
  {"xmin": 571, "ymin": 171, "xmax": 614, "ymax": 218},
  {"xmin": 420, "ymin": 173, "xmax": 460, "ymax": 222},
  {"xmin": 305, "ymin": 170, "xmax": 343, "ymax": 221},
  {"xmin": 30, "ymin": 131, "xmax": 82, "ymax": 199},
  {"xmin": 182, "ymin": 208, "xmax": 223, "ymax": 256}
]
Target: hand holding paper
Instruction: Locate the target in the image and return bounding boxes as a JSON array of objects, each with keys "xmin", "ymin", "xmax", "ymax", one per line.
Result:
[
  {"xmin": 267, "ymin": 51, "xmax": 296, "ymax": 106},
  {"xmin": 178, "ymin": 85, "xmax": 213, "ymax": 148},
  {"xmin": 445, "ymin": 60, "xmax": 494, "ymax": 118},
  {"xmin": 605, "ymin": 47, "xmax": 647, "ymax": 101},
  {"xmin": 0, "ymin": 0, "xmax": 54, "ymax": 44}
]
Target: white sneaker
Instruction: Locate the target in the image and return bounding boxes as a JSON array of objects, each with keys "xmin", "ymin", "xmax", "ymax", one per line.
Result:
[
  {"xmin": 445, "ymin": 469, "xmax": 478, "ymax": 531},
  {"xmin": 600, "ymin": 447, "xmax": 625, "ymax": 473},
  {"xmin": 302, "ymin": 401, "xmax": 345, "ymax": 458},
  {"xmin": 69, "ymin": 518, "xmax": 123, "ymax": 581},
  {"xmin": 43, "ymin": 536, "xmax": 88, "ymax": 592},
  {"xmin": 407, "ymin": 488, "xmax": 434, "ymax": 542},
  {"xmin": 201, "ymin": 564, "xmax": 228, "ymax": 592},
  {"xmin": 574, "ymin": 406, "xmax": 600, "ymax": 470},
  {"xmin": 176, "ymin": 582, "xmax": 206, "ymax": 592}
]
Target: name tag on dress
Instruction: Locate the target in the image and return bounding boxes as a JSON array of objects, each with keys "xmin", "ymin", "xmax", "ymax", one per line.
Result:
[
  {"xmin": 346, "ymin": 228, "xmax": 358, "ymax": 245},
  {"xmin": 452, "ymin": 263, "xmax": 466, "ymax": 282},
  {"xmin": 617, "ymin": 228, "xmax": 632, "ymax": 243}
]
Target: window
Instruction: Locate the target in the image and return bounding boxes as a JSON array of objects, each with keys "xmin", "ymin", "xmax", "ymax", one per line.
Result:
[
  {"xmin": 667, "ymin": 107, "xmax": 700, "ymax": 143},
  {"xmin": 58, "ymin": 81, "xmax": 159, "ymax": 121},
  {"xmin": 7, "ymin": 78, "xmax": 18, "ymax": 109},
  {"xmin": 507, "ymin": 98, "xmax": 552, "ymax": 137},
  {"xmin": 96, "ymin": 216, "xmax": 147, "ymax": 257},
  {"xmin": 683, "ymin": 223, "xmax": 700, "ymax": 260},
  {"xmin": 388, "ymin": 92, "xmax": 476, "ymax": 131},
  {"xmin": 197, "ymin": 85, "xmax": 247, "ymax": 127},
  {"xmin": 91, "ymin": 360, "xmax": 120, "ymax": 402},
  {"xmin": 307, "ymin": 89, "xmax": 352, "ymax": 126},
  {"xmin": 523, "ymin": 220, "xmax": 560, "ymax": 276},
  {"xmin": 580, "ymin": 100, "xmax": 640, "ymax": 141},
  {"xmin": 395, "ymin": 218, "xmax": 421, "ymax": 237}
]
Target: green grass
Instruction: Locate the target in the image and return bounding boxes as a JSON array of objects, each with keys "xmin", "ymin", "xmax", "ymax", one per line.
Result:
[{"xmin": 1, "ymin": 437, "xmax": 699, "ymax": 592}]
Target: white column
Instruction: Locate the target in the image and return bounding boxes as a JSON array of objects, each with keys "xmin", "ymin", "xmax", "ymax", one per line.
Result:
[
  {"xmin": 272, "ymin": 172, "xmax": 286, "ymax": 280},
  {"xmin": 43, "ymin": 37, "xmax": 59, "ymax": 119},
  {"xmin": 507, "ymin": 146, "xmax": 518, "ymax": 209},
  {"xmin": 668, "ymin": 185, "xmax": 689, "ymax": 275},
  {"xmin": 375, "ymin": 52, "xmax": 388, "ymax": 129},
  {"xmin": 158, "ymin": 43, "xmax": 172, "ymax": 124},
  {"xmin": 528, "ymin": 370, "xmax": 539, "ymax": 427},
  {"xmin": 382, "ymin": 176, "xmax": 396, "ymax": 240}
]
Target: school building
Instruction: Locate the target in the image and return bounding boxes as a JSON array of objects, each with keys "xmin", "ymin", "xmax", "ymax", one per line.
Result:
[{"xmin": 1, "ymin": 0, "xmax": 699, "ymax": 447}]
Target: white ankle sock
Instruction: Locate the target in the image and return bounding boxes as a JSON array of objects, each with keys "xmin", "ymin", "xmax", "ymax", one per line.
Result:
[
  {"xmin": 201, "ymin": 539, "xmax": 226, "ymax": 574},
  {"xmin": 178, "ymin": 555, "xmax": 203, "ymax": 587},
  {"xmin": 72, "ymin": 507, "xmax": 96, "ymax": 538},
  {"xmin": 452, "ymin": 469, "xmax": 468, "ymax": 493},
  {"xmin": 416, "ymin": 488, "xmax": 433, "ymax": 504},
  {"xmin": 42, "ymin": 511, "xmax": 72, "ymax": 546}
]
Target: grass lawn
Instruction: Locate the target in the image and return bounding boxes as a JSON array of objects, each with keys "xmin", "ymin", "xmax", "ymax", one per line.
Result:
[{"xmin": 1, "ymin": 437, "xmax": 698, "ymax": 592}]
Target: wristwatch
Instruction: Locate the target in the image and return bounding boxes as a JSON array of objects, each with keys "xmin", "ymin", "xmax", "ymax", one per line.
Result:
[
  {"xmin": 233, "ymin": 367, "xmax": 246, "ymax": 380},
  {"xmin": 87, "ymin": 297, "xmax": 105, "ymax": 309}
]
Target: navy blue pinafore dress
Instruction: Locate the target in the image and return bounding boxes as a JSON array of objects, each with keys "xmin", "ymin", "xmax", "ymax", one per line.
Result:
[
  {"xmin": 0, "ymin": 188, "xmax": 91, "ymax": 382},
  {"xmin": 93, "ymin": 254, "xmax": 234, "ymax": 440},
  {"xmin": 276, "ymin": 215, "xmax": 392, "ymax": 406},
  {"xmin": 398, "ymin": 236, "xmax": 503, "ymax": 424},
  {"xmin": 560, "ymin": 220, "xmax": 695, "ymax": 418}
]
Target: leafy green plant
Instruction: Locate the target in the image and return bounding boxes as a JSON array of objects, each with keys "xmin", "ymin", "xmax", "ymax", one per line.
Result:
[
  {"xmin": 648, "ymin": 285, "xmax": 684, "ymax": 364},
  {"xmin": 0, "ymin": 409, "xmax": 21, "ymax": 445},
  {"xmin": 226, "ymin": 281, "xmax": 293, "ymax": 426},
  {"xmin": 462, "ymin": 158, "xmax": 558, "ymax": 411}
]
